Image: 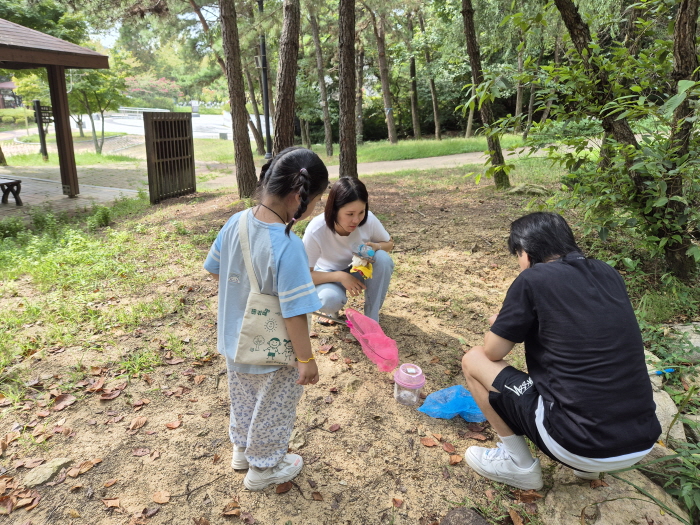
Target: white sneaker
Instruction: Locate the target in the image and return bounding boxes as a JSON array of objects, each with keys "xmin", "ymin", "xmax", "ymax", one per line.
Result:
[
  {"xmin": 465, "ymin": 443, "xmax": 543, "ymax": 490},
  {"xmin": 574, "ymin": 470, "xmax": 602, "ymax": 480},
  {"xmin": 243, "ymin": 454, "xmax": 303, "ymax": 491},
  {"xmin": 231, "ymin": 445, "xmax": 248, "ymax": 470}
]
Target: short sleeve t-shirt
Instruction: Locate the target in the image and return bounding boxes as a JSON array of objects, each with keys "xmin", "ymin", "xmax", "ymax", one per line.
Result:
[
  {"xmin": 204, "ymin": 210, "xmax": 321, "ymax": 373},
  {"xmin": 303, "ymin": 211, "xmax": 391, "ymax": 271},
  {"xmin": 490, "ymin": 253, "xmax": 661, "ymax": 458}
]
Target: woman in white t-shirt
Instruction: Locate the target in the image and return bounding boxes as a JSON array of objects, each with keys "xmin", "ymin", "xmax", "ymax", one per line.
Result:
[{"xmin": 303, "ymin": 177, "xmax": 394, "ymax": 322}]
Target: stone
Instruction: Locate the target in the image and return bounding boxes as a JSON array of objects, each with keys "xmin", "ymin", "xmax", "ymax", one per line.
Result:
[
  {"xmin": 644, "ymin": 350, "xmax": 664, "ymax": 391},
  {"xmin": 288, "ymin": 428, "xmax": 306, "ymax": 451},
  {"xmin": 539, "ymin": 466, "xmax": 689, "ymax": 525},
  {"xmin": 439, "ymin": 507, "xmax": 489, "ymax": 525},
  {"xmin": 23, "ymin": 458, "xmax": 73, "ymax": 487},
  {"xmin": 653, "ymin": 389, "xmax": 687, "ymax": 444},
  {"xmin": 504, "ymin": 183, "xmax": 550, "ymax": 196}
]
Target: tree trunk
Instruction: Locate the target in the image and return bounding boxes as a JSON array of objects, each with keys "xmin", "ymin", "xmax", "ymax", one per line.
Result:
[
  {"xmin": 461, "ymin": 0, "xmax": 509, "ymax": 189},
  {"xmin": 309, "ymin": 11, "xmax": 334, "ymax": 157},
  {"xmin": 418, "ymin": 12, "xmax": 441, "ymax": 140},
  {"xmin": 189, "ymin": 0, "xmax": 228, "ymax": 74},
  {"xmin": 465, "ymin": 84, "xmax": 475, "ymax": 138},
  {"xmin": 665, "ymin": 0, "xmax": 699, "ymax": 279},
  {"xmin": 338, "ymin": 0, "xmax": 357, "ymax": 177},
  {"xmin": 245, "ymin": 65, "xmax": 265, "ymax": 156},
  {"xmin": 219, "ymin": 0, "xmax": 257, "ymax": 198},
  {"xmin": 272, "ymin": 0, "xmax": 300, "ymax": 155},
  {"xmin": 267, "ymin": 67, "xmax": 276, "ymax": 121},
  {"xmin": 539, "ymin": 23, "xmax": 560, "ymax": 124},
  {"xmin": 407, "ymin": 15, "xmax": 421, "ymax": 140},
  {"xmin": 0, "ymin": 144, "xmax": 7, "ymax": 166},
  {"xmin": 355, "ymin": 44, "xmax": 364, "ymax": 146},
  {"xmin": 522, "ymin": 41, "xmax": 544, "ymax": 141},
  {"xmin": 514, "ymin": 28, "xmax": 525, "ymax": 133},
  {"xmin": 364, "ymin": 5, "xmax": 397, "ymax": 144}
]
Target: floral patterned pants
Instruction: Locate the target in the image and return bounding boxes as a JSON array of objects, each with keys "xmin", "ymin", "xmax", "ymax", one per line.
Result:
[{"xmin": 226, "ymin": 365, "xmax": 303, "ymax": 468}]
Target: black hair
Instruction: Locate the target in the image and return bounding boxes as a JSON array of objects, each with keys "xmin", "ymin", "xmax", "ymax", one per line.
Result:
[
  {"xmin": 507, "ymin": 212, "xmax": 583, "ymax": 267},
  {"xmin": 324, "ymin": 177, "xmax": 369, "ymax": 233},
  {"xmin": 258, "ymin": 146, "xmax": 329, "ymax": 236}
]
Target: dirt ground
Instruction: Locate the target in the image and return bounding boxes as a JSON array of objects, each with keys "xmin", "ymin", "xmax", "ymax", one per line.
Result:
[{"xmin": 0, "ymin": 173, "xmax": 555, "ymax": 525}]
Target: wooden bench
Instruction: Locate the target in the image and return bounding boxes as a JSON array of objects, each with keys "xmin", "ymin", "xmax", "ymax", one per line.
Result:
[{"xmin": 0, "ymin": 178, "xmax": 22, "ymax": 206}]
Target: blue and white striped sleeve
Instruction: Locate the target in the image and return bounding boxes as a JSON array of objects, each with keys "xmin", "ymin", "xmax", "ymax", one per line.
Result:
[
  {"xmin": 203, "ymin": 232, "xmax": 223, "ymax": 275},
  {"xmin": 277, "ymin": 236, "xmax": 322, "ymax": 318}
]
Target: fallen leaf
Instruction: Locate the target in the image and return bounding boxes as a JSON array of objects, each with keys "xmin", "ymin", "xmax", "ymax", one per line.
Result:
[
  {"xmin": 52, "ymin": 394, "xmax": 77, "ymax": 411},
  {"xmin": 166, "ymin": 421, "xmax": 182, "ymax": 430},
  {"xmin": 449, "ymin": 455, "xmax": 463, "ymax": 465},
  {"xmin": 420, "ymin": 437, "xmax": 437, "ymax": 447},
  {"xmin": 129, "ymin": 417, "xmax": 148, "ymax": 431},
  {"xmin": 329, "ymin": 387, "xmax": 338, "ymax": 393},
  {"xmin": 152, "ymin": 491, "xmax": 170, "ymax": 504},
  {"xmin": 241, "ymin": 511, "xmax": 256, "ymax": 524},
  {"xmin": 276, "ymin": 482, "xmax": 292, "ymax": 494},
  {"xmin": 432, "ymin": 433, "xmax": 442, "ymax": 441},
  {"xmin": 102, "ymin": 498, "xmax": 120, "ymax": 508},
  {"xmin": 193, "ymin": 518, "xmax": 210, "ymax": 525},
  {"xmin": 165, "ymin": 358, "xmax": 185, "ymax": 365},
  {"xmin": 430, "ymin": 356, "xmax": 440, "ymax": 364},
  {"xmin": 90, "ymin": 366, "xmax": 107, "ymax": 375},
  {"xmin": 442, "ymin": 443, "xmax": 456, "ymax": 454},
  {"xmin": 69, "ymin": 484, "xmax": 83, "ymax": 492},
  {"xmin": 145, "ymin": 450, "xmax": 161, "ymax": 463},
  {"xmin": 201, "ymin": 413, "xmax": 211, "ymax": 418},
  {"xmin": 328, "ymin": 424, "xmax": 340, "ymax": 432},
  {"xmin": 86, "ymin": 376, "xmax": 105, "ymax": 392},
  {"xmin": 318, "ymin": 345, "xmax": 333, "ymax": 354},
  {"xmin": 329, "ymin": 354, "xmax": 339, "ymax": 361},
  {"xmin": 133, "ymin": 398, "xmax": 151, "ymax": 408},
  {"xmin": 392, "ymin": 498, "xmax": 403, "ymax": 508},
  {"xmin": 485, "ymin": 489, "xmax": 496, "ymax": 501},
  {"xmin": 212, "ymin": 454, "xmax": 221, "ymax": 464},
  {"xmin": 104, "ymin": 479, "xmax": 118, "ymax": 488},
  {"xmin": 590, "ymin": 478, "xmax": 609, "ymax": 489},
  {"xmin": 509, "ymin": 508, "xmax": 524, "ymax": 525},
  {"xmin": 194, "ymin": 375, "xmax": 206, "ymax": 385},
  {"xmin": 132, "ymin": 448, "xmax": 151, "ymax": 457},
  {"xmin": 396, "ymin": 291, "xmax": 409, "ymax": 297},
  {"xmin": 461, "ymin": 431, "xmax": 488, "ymax": 441},
  {"xmin": 311, "ymin": 492, "xmax": 323, "ymax": 501},
  {"xmin": 514, "ymin": 489, "xmax": 543, "ymax": 503},
  {"xmin": 100, "ymin": 390, "xmax": 121, "ymax": 400},
  {"xmin": 222, "ymin": 499, "xmax": 241, "ymax": 516},
  {"xmin": 36, "ymin": 410, "xmax": 50, "ymax": 418}
]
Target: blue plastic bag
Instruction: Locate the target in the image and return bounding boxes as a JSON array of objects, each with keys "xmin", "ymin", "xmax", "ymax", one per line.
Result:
[{"xmin": 418, "ymin": 385, "xmax": 486, "ymax": 422}]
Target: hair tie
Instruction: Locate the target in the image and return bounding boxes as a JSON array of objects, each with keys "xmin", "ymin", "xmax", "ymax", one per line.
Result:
[
  {"xmin": 300, "ymin": 168, "xmax": 308, "ymax": 176},
  {"xmin": 291, "ymin": 218, "xmax": 298, "ymax": 223}
]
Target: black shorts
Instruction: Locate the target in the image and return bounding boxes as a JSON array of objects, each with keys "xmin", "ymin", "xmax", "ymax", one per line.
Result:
[{"xmin": 488, "ymin": 366, "xmax": 559, "ymax": 463}]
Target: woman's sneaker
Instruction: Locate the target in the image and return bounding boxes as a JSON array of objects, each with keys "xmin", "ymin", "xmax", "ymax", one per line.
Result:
[
  {"xmin": 465, "ymin": 444, "xmax": 543, "ymax": 490},
  {"xmin": 231, "ymin": 445, "xmax": 248, "ymax": 470},
  {"xmin": 243, "ymin": 454, "xmax": 303, "ymax": 491}
]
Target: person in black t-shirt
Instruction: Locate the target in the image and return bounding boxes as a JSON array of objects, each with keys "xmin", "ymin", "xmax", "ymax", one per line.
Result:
[{"xmin": 460, "ymin": 212, "xmax": 660, "ymax": 490}]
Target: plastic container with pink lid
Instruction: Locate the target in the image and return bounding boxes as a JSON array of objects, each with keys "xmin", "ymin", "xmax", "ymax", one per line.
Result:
[{"xmin": 393, "ymin": 363, "xmax": 426, "ymax": 406}]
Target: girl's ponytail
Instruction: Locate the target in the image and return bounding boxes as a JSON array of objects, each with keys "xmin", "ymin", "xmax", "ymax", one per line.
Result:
[
  {"xmin": 259, "ymin": 147, "xmax": 329, "ymax": 236},
  {"xmin": 285, "ymin": 168, "xmax": 311, "ymax": 235}
]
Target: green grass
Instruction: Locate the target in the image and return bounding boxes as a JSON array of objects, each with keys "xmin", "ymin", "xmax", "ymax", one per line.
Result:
[
  {"xmin": 5, "ymin": 152, "xmax": 137, "ymax": 167},
  {"xmin": 16, "ymin": 131, "xmax": 126, "ymax": 144},
  {"xmin": 173, "ymin": 106, "xmax": 225, "ymax": 115},
  {"xmin": 191, "ymin": 135, "xmax": 524, "ymax": 166}
]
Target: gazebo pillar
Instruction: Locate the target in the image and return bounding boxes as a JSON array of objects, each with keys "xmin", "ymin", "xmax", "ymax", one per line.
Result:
[{"xmin": 47, "ymin": 64, "xmax": 79, "ymax": 197}]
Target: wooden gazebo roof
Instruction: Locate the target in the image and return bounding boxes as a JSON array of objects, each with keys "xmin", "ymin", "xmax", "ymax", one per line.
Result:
[
  {"xmin": 0, "ymin": 18, "xmax": 110, "ymax": 199},
  {"xmin": 0, "ymin": 18, "xmax": 108, "ymax": 70}
]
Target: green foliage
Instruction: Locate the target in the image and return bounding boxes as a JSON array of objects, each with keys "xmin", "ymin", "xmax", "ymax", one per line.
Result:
[
  {"xmin": 0, "ymin": 217, "xmax": 26, "ymax": 240},
  {"xmin": 1, "ymin": 116, "xmax": 14, "ymax": 124},
  {"xmin": 0, "ymin": 0, "xmax": 88, "ymax": 44},
  {"xmin": 5, "ymin": 152, "xmax": 136, "ymax": 167},
  {"xmin": 87, "ymin": 206, "xmax": 111, "ymax": 231}
]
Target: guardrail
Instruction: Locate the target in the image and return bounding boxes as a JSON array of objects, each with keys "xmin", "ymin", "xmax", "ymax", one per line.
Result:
[{"xmin": 114, "ymin": 107, "xmax": 170, "ymax": 119}]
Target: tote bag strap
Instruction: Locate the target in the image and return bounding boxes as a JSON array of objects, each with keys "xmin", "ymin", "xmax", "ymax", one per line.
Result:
[{"xmin": 238, "ymin": 209, "xmax": 262, "ymax": 295}]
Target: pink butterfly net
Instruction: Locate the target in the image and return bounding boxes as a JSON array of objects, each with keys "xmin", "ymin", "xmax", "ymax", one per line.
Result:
[{"xmin": 344, "ymin": 308, "xmax": 399, "ymax": 372}]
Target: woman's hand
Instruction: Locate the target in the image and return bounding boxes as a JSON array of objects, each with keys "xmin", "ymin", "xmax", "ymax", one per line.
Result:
[
  {"xmin": 339, "ymin": 272, "xmax": 366, "ymax": 297},
  {"xmin": 297, "ymin": 360, "xmax": 319, "ymax": 385}
]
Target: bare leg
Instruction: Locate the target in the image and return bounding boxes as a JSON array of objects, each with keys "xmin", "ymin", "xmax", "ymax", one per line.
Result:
[{"xmin": 461, "ymin": 346, "xmax": 514, "ymax": 436}]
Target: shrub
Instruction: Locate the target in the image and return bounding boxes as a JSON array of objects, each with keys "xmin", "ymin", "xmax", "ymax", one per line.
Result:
[
  {"xmin": 87, "ymin": 206, "xmax": 111, "ymax": 230},
  {"xmin": 1, "ymin": 116, "xmax": 14, "ymax": 124},
  {"xmin": 0, "ymin": 217, "xmax": 26, "ymax": 239},
  {"xmin": 14, "ymin": 118, "xmax": 24, "ymax": 125}
]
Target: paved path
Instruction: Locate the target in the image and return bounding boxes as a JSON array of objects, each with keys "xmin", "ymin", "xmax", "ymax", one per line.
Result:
[{"xmin": 0, "ymin": 150, "xmax": 492, "ymax": 222}]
